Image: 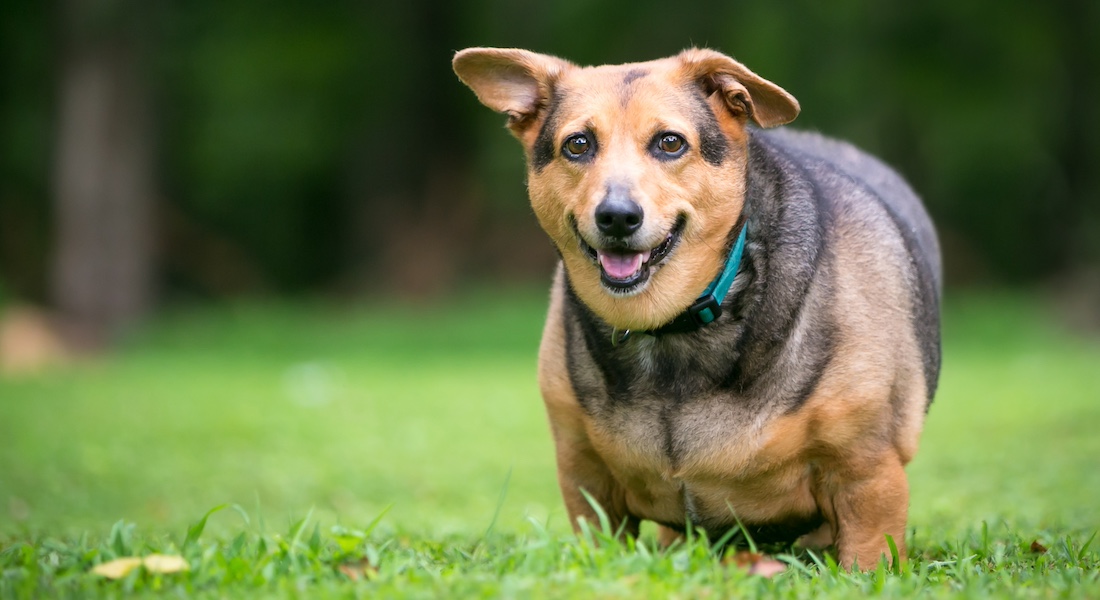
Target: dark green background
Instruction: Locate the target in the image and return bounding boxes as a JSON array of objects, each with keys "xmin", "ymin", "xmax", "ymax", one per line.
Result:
[{"xmin": 2, "ymin": 0, "xmax": 1097, "ymax": 307}]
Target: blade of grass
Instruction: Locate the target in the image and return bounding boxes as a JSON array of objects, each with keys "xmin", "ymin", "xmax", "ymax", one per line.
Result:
[
  {"xmin": 287, "ymin": 506, "xmax": 314, "ymax": 559},
  {"xmin": 579, "ymin": 488, "xmax": 613, "ymax": 537},
  {"xmin": 886, "ymin": 533, "xmax": 902, "ymax": 574},
  {"xmin": 1078, "ymin": 530, "xmax": 1097, "ymax": 562},
  {"xmin": 362, "ymin": 505, "xmax": 392, "ymax": 539},
  {"xmin": 481, "ymin": 467, "xmax": 512, "ymax": 542},
  {"xmin": 725, "ymin": 501, "xmax": 757, "ymax": 554},
  {"xmin": 184, "ymin": 505, "xmax": 227, "ymax": 550}
]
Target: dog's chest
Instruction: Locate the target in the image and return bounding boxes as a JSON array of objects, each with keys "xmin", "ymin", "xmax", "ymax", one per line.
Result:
[
  {"xmin": 586, "ymin": 389, "xmax": 810, "ymax": 527},
  {"xmin": 591, "ymin": 390, "xmax": 763, "ymax": 476},
  {"xmin": 571, "ymin": 338, "xmax": 809, "ymax": 525}
]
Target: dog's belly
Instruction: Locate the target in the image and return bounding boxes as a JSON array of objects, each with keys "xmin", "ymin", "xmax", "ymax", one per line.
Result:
[{"xmin": 587, "ymin": 395, "xmax": 821, "ymax": 534}]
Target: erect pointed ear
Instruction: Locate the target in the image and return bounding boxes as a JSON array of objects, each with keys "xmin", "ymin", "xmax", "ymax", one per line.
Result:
[
  {"xmin": 677, "ymin": 48, "xmax": 800, "ymax": 128},
  {"xmin": 452, "ymin": 47, "xmax": 573, "ymax": 132}
]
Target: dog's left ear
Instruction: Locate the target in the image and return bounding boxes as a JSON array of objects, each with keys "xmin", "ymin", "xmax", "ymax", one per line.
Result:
[
  {"xmin": 678, "ymin": 48, "xmax": 800, "ymax": 128},
  {"xmin": 452, "ymin": 47, "xmax": 573, "ymax": 133}
]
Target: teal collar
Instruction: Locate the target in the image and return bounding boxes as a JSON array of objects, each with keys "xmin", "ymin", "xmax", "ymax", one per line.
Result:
[{"xmin": 614, "ymin": 221, "xmax": 748, "ymax": 343}]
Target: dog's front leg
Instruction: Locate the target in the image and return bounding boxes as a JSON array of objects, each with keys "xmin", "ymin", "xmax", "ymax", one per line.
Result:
[
  {"xmin": 821, "ymin": 452, "xmax": 909, "ymax": 569},
  {"xmin": 539, "ymin": 271, "xmax": 636, "ymax": 539},
  {"xmin": 657, "ymin": 525, "xmax": 686, "ymax": 549},
  {"xmin": 547, "ymin": 415, "xmax": 638, "ymax": 540}
]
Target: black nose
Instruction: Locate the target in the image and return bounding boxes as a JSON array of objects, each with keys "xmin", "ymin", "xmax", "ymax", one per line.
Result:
[{"xmin": 595, "ymin": 193, "xmax": 643, "ymax": 238}]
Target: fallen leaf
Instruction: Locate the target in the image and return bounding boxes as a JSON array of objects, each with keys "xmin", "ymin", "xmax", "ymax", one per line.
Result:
[
  {"xmin": 141, "ymin": 554, "xmax": 190, "ymax": 574},
  {"xmin": 337, "ymin": 558, "xmax": 377, "ymax": 581},
  {"xmin": 724, "ymin": 551, "xmax": 787, "ymax": 578},
  {"xmin": 337, "ymin": 563, "xmax": 361, "ymax": 581},
  {"xmin": 1030, "ymin": 540, "xmax": 1048, "ymax": 554},
  {"xmin": 91, "ymin": 558, "xmax": 142, "ymax": 579},
  {"xmin": 91, "ymin": 554, "xmax": 190, "ymax": 579}
]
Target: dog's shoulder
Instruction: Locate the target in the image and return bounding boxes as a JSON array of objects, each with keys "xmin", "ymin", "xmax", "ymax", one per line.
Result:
[{"xmin": 750, "ymin": 128, "xmax": 942, "ymax": 289}]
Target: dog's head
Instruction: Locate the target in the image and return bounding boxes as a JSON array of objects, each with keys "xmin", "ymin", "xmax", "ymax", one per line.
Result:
[{"xmin": 454, "ymin": 48, "xmax": 798, "ymax": 330}]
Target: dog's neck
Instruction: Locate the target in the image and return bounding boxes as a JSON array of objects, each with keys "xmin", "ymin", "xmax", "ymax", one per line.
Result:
[{"xmin": 632, "ymin": 218, "xmax": 749, "ymax": 339}]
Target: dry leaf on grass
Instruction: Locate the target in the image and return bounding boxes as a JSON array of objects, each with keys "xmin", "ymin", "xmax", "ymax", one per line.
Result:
[
  {"xmin": 723, "ymin": 551, "xmax": 787, "ymax": 578},
  {"xmin": 91, "ymin": 558, "xmax": 142, "ymax": 579},
  {"xmin": 91, "ymin": 554, "xmax": 190, "ymax": 579},
  {"xmin": 337, "ymin": 558, "xmax": 378, "ymax": 581},
  {"xmin": 1030, "ymin": 540, "xmax": 1048, "ymax": 554}
]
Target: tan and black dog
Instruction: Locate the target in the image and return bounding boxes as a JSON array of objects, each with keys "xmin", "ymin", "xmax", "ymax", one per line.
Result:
[{"xmin": 453, "ymin": 47, "xmax": 941, "ymax": 569}]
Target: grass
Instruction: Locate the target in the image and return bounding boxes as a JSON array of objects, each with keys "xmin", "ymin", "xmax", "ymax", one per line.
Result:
[{"xmin": 1, "ymin": 287, "xmax": 1099, "ymax": 597}]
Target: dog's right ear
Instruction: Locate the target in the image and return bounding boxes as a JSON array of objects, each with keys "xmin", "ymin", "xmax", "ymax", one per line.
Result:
[{"xmin": 453, "ymin": 48, "xmax": 572, "ymax": 133}]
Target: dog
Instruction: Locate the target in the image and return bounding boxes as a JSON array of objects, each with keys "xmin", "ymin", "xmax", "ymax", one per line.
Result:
[{"xmin": 453, "ymin": 47, "xmax": 941, "ymax": 569}]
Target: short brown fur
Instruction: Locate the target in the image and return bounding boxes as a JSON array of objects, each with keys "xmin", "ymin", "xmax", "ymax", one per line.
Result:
[{"xmin": 454, "ymin": 47, "xmax": 939, "ymax": 570}]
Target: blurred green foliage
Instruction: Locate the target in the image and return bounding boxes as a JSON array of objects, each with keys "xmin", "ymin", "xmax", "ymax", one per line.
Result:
[{"xmin": 1, "ymin": 1, "xmax": 1097, "ymax": 301}]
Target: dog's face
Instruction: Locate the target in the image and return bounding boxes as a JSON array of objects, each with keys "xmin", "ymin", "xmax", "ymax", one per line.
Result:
[{"xmin": 454, "ymin": 48, "xmax": 799, "ymax": 330}]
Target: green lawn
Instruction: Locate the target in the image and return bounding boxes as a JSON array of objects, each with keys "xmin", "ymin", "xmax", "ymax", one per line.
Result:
[{"xmin": 1, "ymin": 288, "xmax": 1098, "ymax": 597}]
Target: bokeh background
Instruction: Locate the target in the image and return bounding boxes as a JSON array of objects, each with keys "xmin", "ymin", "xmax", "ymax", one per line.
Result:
[
  {"xmin": 2, "ymin": 0, "xmax": 1099, "ymax": 340},
  {"xmin": 1, "ymin": 0, "xmax": 1099, "ymax": 539}
]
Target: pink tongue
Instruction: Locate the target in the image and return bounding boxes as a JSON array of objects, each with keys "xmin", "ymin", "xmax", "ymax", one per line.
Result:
[{"xmin": 598, "ymin": 250, "xmax": 649, "ymax": 280}]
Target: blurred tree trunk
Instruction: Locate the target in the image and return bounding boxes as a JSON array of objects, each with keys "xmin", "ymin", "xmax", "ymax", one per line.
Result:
[
  {"xmin": 1058, "ymin": 0, "xmax": 1100, "ymax": 271},
  {"xmin": 346, "ymin": 2, "xmax": 481, "ymax": 298},
  {"xmin": 52, "ymin": 0, "xmax": 154, "ymax": 342}
]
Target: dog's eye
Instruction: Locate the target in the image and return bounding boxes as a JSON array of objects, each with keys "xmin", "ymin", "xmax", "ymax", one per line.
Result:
[
  {"xmin": 563, "ymin": 134, "xmax": 590, "ymax": 158},
  {"xmin": 658, "ymin": 134, "xmax": 685, "ymax": 155}
]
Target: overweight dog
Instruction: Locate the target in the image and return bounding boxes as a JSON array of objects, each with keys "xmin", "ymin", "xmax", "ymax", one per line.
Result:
[{"xmin": 453, "ymin": 47, "xmax": 941, "ymax": 569}]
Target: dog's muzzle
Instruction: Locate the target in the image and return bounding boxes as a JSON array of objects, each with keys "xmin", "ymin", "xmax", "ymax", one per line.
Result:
[{"xmin": 573, "ymin": 215, "xmax": 685, "ymax": 295}]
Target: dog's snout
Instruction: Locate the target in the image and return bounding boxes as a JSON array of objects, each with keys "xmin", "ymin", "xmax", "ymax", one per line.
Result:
[{"xmin": 595, "ymin": 190, "xmax": 643, "ymax": 238}]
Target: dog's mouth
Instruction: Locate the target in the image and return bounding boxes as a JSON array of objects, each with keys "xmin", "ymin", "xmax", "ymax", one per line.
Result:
[{"xmin": 573, "ymin": 215, "xmax": 686, "ymax": 294}]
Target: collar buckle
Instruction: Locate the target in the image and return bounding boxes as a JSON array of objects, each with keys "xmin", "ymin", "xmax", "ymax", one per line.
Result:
[{"xmin": 687, "ymin": 295, "xmax": 724, "ymax": 326}]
